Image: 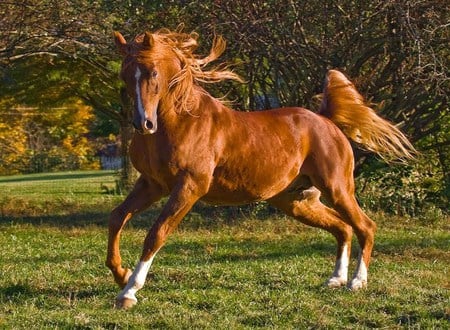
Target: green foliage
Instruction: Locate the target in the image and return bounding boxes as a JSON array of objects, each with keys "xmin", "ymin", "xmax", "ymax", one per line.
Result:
[
  {"xmin": 0, "ymin": 57, "xmax": 103, "ymax": 174},
  {"xmin": 356, "ymin": 155, "xmax": 449, "ymax": 218}
]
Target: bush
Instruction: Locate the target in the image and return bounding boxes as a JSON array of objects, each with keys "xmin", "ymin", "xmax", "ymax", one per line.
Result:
[
  {"xmin": 356, "ymin": 154, "xmax": 448, "ymax": 218},
  {"xmin": 23, "ymin": 148, "xmax": 99, "ymax": 174}
]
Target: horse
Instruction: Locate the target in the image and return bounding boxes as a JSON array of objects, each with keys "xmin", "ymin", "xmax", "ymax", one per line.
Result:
[{"xmin": 107, "ymin": 29, "xmax": 415, "ymax": 309}]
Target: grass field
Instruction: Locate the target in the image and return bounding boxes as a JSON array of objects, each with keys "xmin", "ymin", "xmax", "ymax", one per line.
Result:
[{"xmin": 0, "ymin": 171, "xmax": 449, "ymax": 329}]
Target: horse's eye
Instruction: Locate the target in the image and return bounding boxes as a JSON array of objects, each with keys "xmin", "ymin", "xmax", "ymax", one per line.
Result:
[{"xmin": 151, "ymin": 71, "xmax": 158, "ymax": 78}]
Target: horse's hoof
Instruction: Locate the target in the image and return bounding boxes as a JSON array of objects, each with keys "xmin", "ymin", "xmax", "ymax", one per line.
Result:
[
  {"xmin": 326, "ymin": 276, "xmax": 347, "ymax": 288},
  {"xmin": 115, "ymin": 296, "xmax": 137, "ymax": 310},
  {"xmin": 348, "ymin": 278, "xmax": 367, "ymax": 291}
]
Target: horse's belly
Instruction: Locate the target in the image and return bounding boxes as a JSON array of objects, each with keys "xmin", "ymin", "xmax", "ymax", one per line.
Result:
[
  {"xmin": 202, "ymin": 165, "xmax": 300, "ymax": 205},
  {"xmin": 201, "ymin": 190, "xmax": 262, "ymax": 206}
]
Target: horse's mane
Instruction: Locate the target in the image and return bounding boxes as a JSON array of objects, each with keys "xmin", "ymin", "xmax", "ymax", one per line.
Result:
[{"xmin": 135, "ymin": 29, "xmax": 243, "ymax": 113}]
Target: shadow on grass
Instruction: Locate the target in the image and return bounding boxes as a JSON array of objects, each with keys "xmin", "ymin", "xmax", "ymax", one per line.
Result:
[
  {"xmin": 1, "ymin": 205, "xmax": 448, "ymax": 261},
  {"xmin": 0, "ymin": 206, "xmax": 160, "ymax": 228},
  {"xmin": 169, "ymin": 240, "xmax": 337, "ymax": 264},
  {"xmin": 0, "ymin": 282, "xmax": 106, "ymax": 306},
  {"xmin": 0, "ymin": 202, "xmax": 278, "ymax": 229},
  {"xmin": 0, "ymin": 212, "xmax": 112, "ymax": 227}
]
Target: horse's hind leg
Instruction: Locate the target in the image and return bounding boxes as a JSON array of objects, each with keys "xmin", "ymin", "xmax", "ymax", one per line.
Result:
[
  {"xmin": 333, "ymin": 194, "xmax": 376, "ymax": 290},
  {"xmin": 268, "ymin": 187, "xmax": 353, "ymax": 287},
  {"xmin": 312, "ymin": 176, "xmax": 377, "ymax": 290},
  {"xmin": 106, "ymin": 176, "xmax": 163, "ymax": 288}
]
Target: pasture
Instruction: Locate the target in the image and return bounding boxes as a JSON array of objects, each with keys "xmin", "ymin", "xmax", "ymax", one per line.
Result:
[{"xmin": 0, "ymin": 171, "xmax": 448, "ymax": 328}]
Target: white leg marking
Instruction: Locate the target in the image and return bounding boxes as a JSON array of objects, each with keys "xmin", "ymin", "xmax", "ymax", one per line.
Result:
[
  {"xmin": 134, "ymin": 67, "xmax": 146, "ymax": 122},
  {"xmin": 349, "ymin": 253, "xmax": 368, "ymax": 290},
  {"xmin": 327, "ymin": 244, "xmax": 349, "ymax": 288},
  {"xmin": 117, "ymin": 255, "xmax": 155, "ymax": 303}
]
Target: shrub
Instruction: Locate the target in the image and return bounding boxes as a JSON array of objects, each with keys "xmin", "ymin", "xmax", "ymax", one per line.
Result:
[{"xmin": 356, "ymin": 154, "xmax": 448, "ymax": 218}]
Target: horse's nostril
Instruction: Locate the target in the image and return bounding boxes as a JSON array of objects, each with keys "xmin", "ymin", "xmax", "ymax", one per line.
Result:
[{"xmin": 144, "ymin": 120, "xmax": 153, "ymax": 130}]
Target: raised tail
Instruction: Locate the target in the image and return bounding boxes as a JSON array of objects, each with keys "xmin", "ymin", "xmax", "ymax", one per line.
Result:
[{"xmin": 319, "ymin": 69, "xmax": 416, "ymax": 161}]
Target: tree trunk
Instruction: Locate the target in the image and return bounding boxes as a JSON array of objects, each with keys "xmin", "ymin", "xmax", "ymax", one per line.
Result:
[{"xmin": 118, "ymin": 87, "xmax": 138, "ymax": 192}]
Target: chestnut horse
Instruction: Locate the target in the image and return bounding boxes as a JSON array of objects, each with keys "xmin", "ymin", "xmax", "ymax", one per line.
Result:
[{"xmin": 107, "ymin": 29, "xmax": 414, "ymax": 309}]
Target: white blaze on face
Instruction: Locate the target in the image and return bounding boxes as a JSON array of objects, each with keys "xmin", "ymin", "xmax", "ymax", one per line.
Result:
[
  {"xmin": 117, "ymin": 255, "xmax": 156, "ymax": 303},
  {"xmin": 134, "ymin": 67, "xmax": 146, "ymax": 125}
]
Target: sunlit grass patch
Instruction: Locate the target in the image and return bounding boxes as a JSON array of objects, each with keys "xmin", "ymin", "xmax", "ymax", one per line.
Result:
[{"xmin": 0, "ymin": 171, "xmax": 448, "ymax": 328}]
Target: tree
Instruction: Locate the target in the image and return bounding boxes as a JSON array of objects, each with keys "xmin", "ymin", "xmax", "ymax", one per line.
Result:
[
  {"xmin": 0, "ymin": 95, "xmax": 97, "ymax": 174},
  {"xmin": 1, "ymin": 1, "xmax": 448, "ymax": 208},
  {"xmin": 1, "ymin": 1, "xmax": 128, "ymax": 179}
]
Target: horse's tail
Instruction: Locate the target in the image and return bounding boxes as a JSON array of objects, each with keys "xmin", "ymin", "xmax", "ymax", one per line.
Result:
[{"xmin": 319, "ymin": 69, "xmax": 416, "ymax": 161}]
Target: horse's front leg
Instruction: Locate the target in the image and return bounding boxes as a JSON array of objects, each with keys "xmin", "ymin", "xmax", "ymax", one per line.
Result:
[
  {"xmin": 106, "ymin": 176, "xmax": 162, "ymax": 288},
  {"xmin": 115, "ymin": 175, "xmax": 205, "ymax": 309}
]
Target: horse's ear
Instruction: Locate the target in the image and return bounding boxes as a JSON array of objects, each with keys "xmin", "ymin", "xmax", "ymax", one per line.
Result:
[
  {"xmin": 142, "ymin": 32, "xmax": 154, "ymax": 49},
  {"xmin": 114, "ymin": 31, "xmax": 128, "ymax": 55}
]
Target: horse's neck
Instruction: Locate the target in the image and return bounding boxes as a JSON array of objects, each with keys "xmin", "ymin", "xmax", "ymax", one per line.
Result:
[{"xmin": 160, "ymin": 88, "xmax": 221, "ymax": 126}]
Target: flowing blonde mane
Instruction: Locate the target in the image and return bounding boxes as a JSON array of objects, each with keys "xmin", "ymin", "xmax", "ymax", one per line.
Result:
[{"xmin": 135, "ymin": 29, "xmax": 243, "ymax": 113}]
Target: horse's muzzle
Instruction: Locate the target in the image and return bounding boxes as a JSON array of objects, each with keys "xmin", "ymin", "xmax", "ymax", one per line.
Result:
[
  {"xmin": 143, "ymin": 120, "xmax": 154, "ymax": 131},
  {"xmin": 132, "ymin": 118, "xmax": 157, "ymax": 135}
]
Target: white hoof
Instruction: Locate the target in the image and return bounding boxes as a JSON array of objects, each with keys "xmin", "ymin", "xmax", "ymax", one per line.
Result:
[
  {"xmin": 349, "ymin": 277, "xmax": 367, "ymax": 290},
  {"xmin": 326, "ymin": 276, "xmax": 347, "ymax": 288}
]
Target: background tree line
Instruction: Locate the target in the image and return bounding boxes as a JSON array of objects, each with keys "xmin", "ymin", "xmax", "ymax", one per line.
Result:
[{"xmin": 0, "ymin": 0, "xmax": 448, "ymax": 215}]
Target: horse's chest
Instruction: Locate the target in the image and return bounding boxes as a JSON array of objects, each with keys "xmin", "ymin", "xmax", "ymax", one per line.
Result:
[{"xmin": 130, "ymin": 138, "xmax": 180, "ymax": 182}]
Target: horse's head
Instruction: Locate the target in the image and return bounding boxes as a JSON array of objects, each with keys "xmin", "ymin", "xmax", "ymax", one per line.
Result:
[
  {"xmin": 114, "ymin": 31, "xmax": 184, "ymax": 134},
  {"xmin": 114, "ymin": 29, "xmax": 243, "ymax": 134}
]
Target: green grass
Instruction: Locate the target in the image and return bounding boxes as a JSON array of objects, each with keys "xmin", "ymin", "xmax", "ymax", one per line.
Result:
[
  {"xmin": 0, "ymin": 171, "xmax": 449, "ymax": 329},
  {"xmin": 0, "ymin": 170, "xmax": 124, "ymax": 222}
]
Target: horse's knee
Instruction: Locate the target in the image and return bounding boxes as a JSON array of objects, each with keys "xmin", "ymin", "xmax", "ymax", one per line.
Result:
[{"xmin": 109, "ymin": 206, "xmax": 131, "ymax": 232}]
